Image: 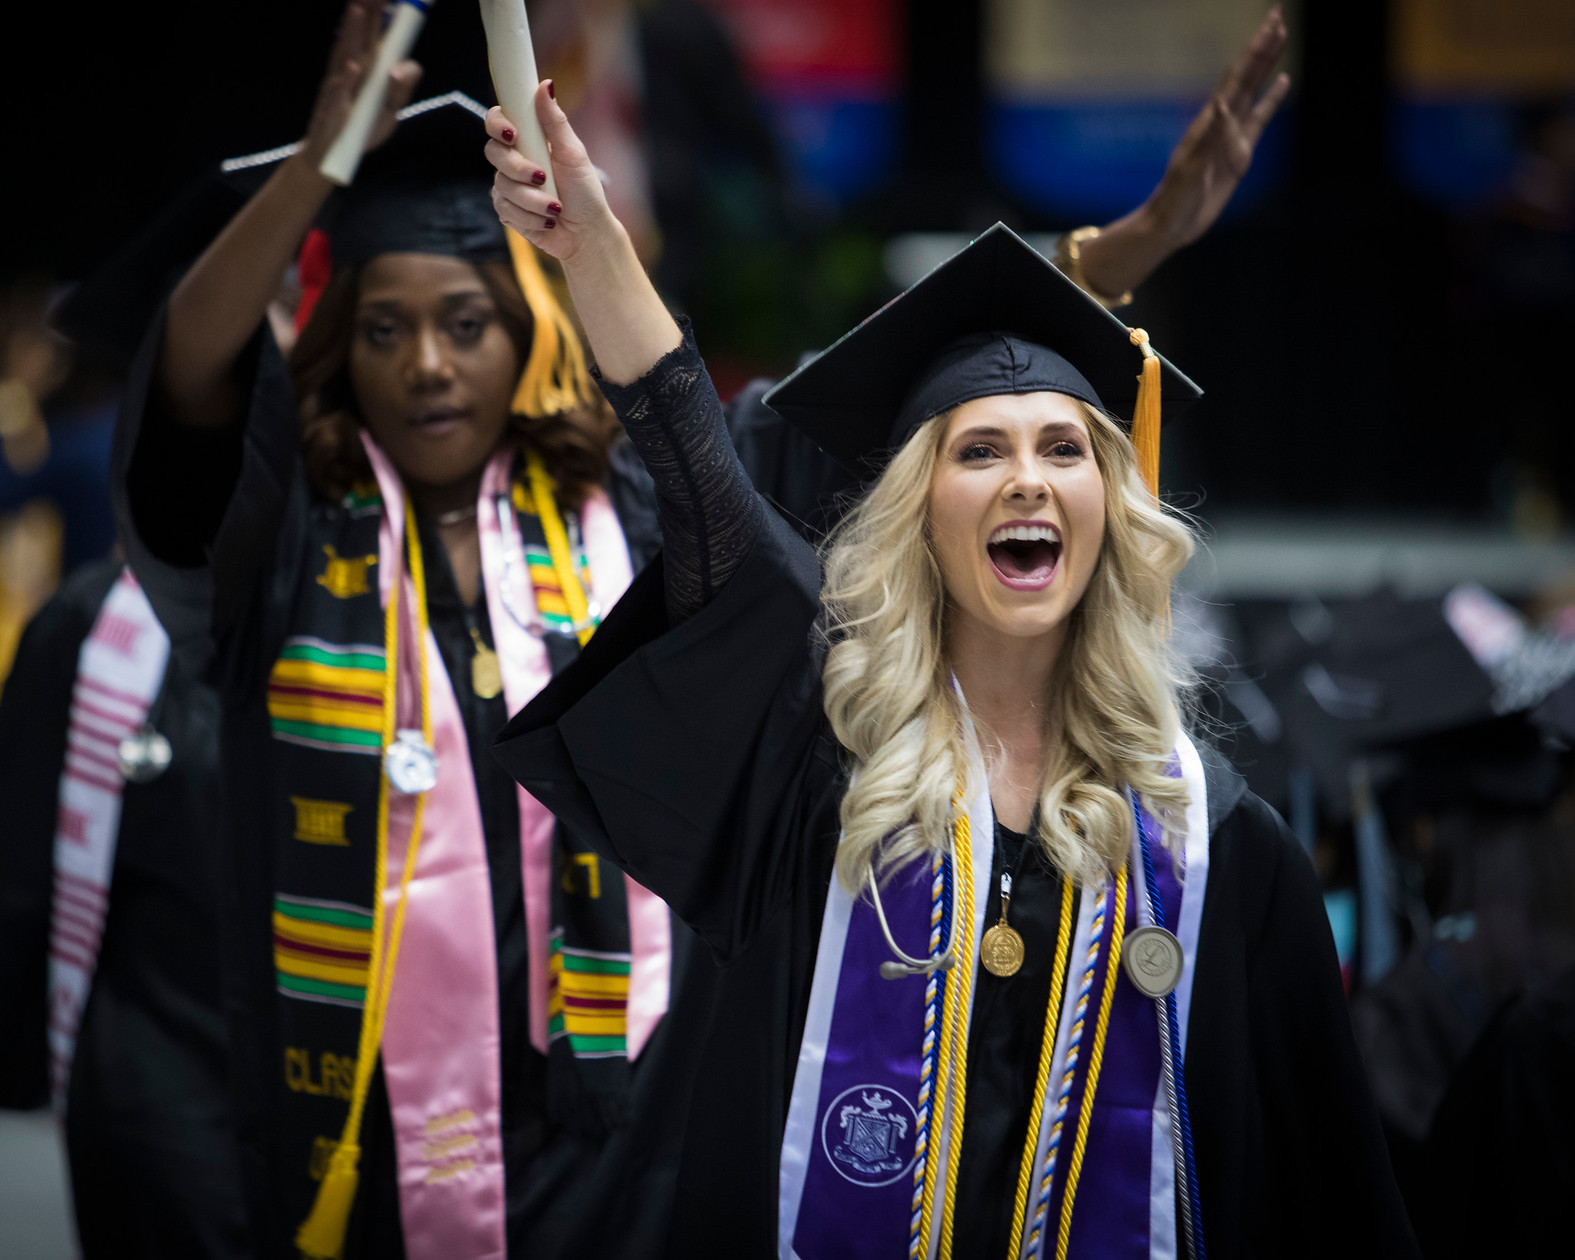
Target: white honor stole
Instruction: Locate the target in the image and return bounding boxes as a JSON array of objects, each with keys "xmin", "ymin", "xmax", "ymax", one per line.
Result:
[{"xmin": 46, "ymin": 569, "xmax": 170, "ymax": 1108}]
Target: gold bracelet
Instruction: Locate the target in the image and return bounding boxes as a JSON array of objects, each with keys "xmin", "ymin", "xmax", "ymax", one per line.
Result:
[{"xmin": 1054, "ymin": 226, "xmax": 1134, "ymax": 310}]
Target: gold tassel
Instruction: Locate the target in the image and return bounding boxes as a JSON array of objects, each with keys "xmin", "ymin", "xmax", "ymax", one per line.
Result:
[
  {"xmin": 505, "ymin": 228, "xmax": 595, "ymax": 418},
  {"xmin": 294, "ymin": 1142, "xmax": 362, "ymax": 1259},
  {"xmin": 1127, "ymin": 328, "xmax": 1162, "ymax": 498}
]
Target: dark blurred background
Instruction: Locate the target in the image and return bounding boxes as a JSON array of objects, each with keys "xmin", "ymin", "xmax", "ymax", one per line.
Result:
[{"xmin": 1, "ymin": 2, "xmax": 1574, "ymax": 1254}]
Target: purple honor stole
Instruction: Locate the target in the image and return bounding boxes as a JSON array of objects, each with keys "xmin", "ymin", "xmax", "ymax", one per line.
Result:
[
  {"xmin": 1016, "ymin": 736, "xmax": 1211, "ymax": 1260},
  {"xmin": 779, "ymin": 773, "xmax": 994, "ymax": 1260},
  {"xmin": 779, "ymin": 736, "xmax": 1211, "ymax": 1260}
]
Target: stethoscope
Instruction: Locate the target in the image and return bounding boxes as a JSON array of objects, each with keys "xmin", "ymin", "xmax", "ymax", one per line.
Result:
[
  {"xmin": 869, "ymin": 869, "xmax": 951, "ymax": 976},
  {"xmin": 868, "ymin": 825, "xmax": 962, "ymax": 980},
  {"xmin": 491, "ymin": 495, "xmax": 602, "ymax": 639}
]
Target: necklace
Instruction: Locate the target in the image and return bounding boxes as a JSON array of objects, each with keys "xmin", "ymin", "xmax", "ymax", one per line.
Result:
[
  {"xmin": 979, "ymin": 819, "xmax": 1033, "ymax": 977},
  {"xmin": 459, "ymin": 602, "xmax": 502, "ymax": 700},
  {"xmin": 433, "ymin": 503, "xmax": 478, "ymax": 527}
]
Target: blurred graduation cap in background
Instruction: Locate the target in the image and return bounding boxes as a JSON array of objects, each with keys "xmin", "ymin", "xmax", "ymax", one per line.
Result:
[{"xmin": 1239, "ymin": 584, "xmax": 1575, "ymax": 820}]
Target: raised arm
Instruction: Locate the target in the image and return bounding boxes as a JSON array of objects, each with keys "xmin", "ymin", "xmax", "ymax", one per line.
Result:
[
  {"xmin": 160, "ymin": 2, "xmax": 419, "ymax": 430},
  {"xmin": 1074, "ymin": 5, "xmax": 1291, "ymax": 302},
  {"xmin": 486, "ymin": 89, "xmax": 765, "ymax": 620}
]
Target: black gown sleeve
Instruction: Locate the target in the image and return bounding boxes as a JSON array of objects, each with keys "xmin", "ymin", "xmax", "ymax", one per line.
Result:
[
  {"xmin": 592, "ymin": 320, "xmax": 766, "ymax": 622},
  {"xmin": 111, "ymin": 307, "xmax": 305, "ymax": 681},
  {"xmin": 1191, "ymin": 791, "xmax": 1420, "ymax": 1260},
  {"xmin": 496, "ymin": 334, "xmax": 839, "ymax": 959}
]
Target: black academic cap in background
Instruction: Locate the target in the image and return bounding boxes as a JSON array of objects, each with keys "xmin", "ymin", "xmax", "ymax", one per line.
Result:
[
  {"xmin": 762, "ymin": 223, "xmax": 1202, "ymax": 475},
  {"xmin": 1252, "ymin": 591, "xmax": 1500, "ymax": 815},
  {"xmin": 53, "ymin": 93, "xmax": 497, "ymax": 361}
]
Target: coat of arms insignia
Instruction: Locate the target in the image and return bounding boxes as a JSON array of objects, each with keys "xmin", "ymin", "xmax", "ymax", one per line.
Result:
[{"xmin": 819, "ymin": 1084, "xmax": 918, "ymax": 1186}]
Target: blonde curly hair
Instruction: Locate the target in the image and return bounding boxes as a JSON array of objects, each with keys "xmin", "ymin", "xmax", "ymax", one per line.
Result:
[{"xmin": 820, "ymin": 399, "xmax": 1197, "ymax": 891}]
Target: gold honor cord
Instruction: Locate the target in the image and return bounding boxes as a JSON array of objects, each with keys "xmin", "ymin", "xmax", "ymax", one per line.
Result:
[
  {"xmin": 1006, "ymin": 878, "xmax": 1077, "ymax": 1258},
  {"xmin": 1055, "ymin": 866, "xmax": 1129, "ymax": 1260},
  {"xmin": 297, "ymin": 498, "xmax": 434, "ymax": 1260},
  {"xmin": 935, "ymin": 810, "xmax": 977, "ymax": 1259},
  {"xmin": 525, "ymin": 450, "xmax": 596, "ymax": 646},
  {"xmin": 916, "ymin": 808, "xmax": 974, "ymax": 1260}
]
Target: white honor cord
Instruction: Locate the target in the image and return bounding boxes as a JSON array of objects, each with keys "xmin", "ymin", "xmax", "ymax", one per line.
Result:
[{"xmin": 1131, "ymin": 794, "xmax": 1197, "ymax": 1260}]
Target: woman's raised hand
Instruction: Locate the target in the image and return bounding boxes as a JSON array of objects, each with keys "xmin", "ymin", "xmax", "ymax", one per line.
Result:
[
  {"xmin": 300, "ymin": 1, "xmax": 423, "ymax": 171},
  {"xmin": 1145, "ymin": 6, "xmax": 1291, "ymax": 248},
  {"xmin": 1073, "ymin": 6, "xmax": 1290, "ymax": 300},
  {"xmin": 486, "ymin": 83, "xmax": 678, "ymax": 384},
  {"xmin": 485, "ymin": 85, "xmax": 617, "ymax": 264}
]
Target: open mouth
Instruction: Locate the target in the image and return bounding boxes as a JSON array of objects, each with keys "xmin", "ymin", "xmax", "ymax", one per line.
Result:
[{"xmin": 986, "ymin": 522, "xmax": 1061, "ymax": 589}]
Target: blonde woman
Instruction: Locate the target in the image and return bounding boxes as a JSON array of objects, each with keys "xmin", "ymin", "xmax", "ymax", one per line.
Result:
[{"xmin": 489, "ymin": 85, "xmax": 1417, "ymax": 1260}]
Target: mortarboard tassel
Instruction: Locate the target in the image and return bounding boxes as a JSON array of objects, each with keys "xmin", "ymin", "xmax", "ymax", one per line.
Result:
[
  {"xmin": 1128, "ymin": 328, "xmax": 1162, "ymax": 498},
  {"xmin": 505, "ymin": 228, "xmax": 595, "ymax": 418}
]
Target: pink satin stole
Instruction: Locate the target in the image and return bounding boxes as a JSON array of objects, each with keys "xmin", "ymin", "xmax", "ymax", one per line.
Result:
[{"xmin": 365, "ymin": 436, "xmax": 506, "ymax": 1260}]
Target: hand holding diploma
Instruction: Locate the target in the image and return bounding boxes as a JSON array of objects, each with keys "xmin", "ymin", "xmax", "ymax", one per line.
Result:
[
  {"xmin": 300, "ymin": 2, "xmax": 423, "ymax": 181},
  {"xmin": 478, "ymin": 0, "xmax": 559, "ymax": 203},
  {"xmin": 320, "ymin": 0, "xmax": 433, "ymax": 184},
  {"xmin": 484, "ymin": 86, "xmax": 617, "ymax": 266},
  {"xmin": 484, "ymin": 87, "xmax": 681, "ymax": 386}
]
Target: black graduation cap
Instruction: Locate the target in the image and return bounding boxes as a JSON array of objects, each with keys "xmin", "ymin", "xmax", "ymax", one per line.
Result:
[
  {"xmin": 53, "ymin": 92, "xmax": 502, "ymax": 360},
  {"xmin": 326, "ymin": 91, "xmax": 504, "ymax": 267},
  {"xmin": 762, "ymin": 223, "xmax": 1202, "ymax": 479}
]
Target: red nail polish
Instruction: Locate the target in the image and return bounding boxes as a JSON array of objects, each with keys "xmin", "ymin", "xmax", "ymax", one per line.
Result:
[
  {"xmin": 500, "ymin": 126, "xmax": 516, "ymax": 144},
  {"xmin": 543, "ymin": 218, "xmax": 557, "ymax": 229},
  {"xmin": 546, "ymin": 79, "xmax": 556, "ymax": 101},
  {"xmin": 531, "ymin": 170, "xmax": 546, "ymax": 186},
  {"xmin": 547, "ymin": 201, "xmax": 562, "ymax": 215}
]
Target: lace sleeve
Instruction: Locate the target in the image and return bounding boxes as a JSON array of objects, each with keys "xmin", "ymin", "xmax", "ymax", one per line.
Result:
[{"xmin": 593, "ymin": 319, "xmax": 766, "ymax": 622}]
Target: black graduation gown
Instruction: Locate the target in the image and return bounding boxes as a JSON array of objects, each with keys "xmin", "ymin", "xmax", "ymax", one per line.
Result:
[
  {"xmin": 0, "ymin": 557, "xmax": 250, "ymax": 1259},
  {"xmin": 110, "ymin": 314, "xmax": 672, "ymax": 1258},
  {"xmin": 494, "ymin": 505, "xmax": 1421, "ymax": 1258},
  {"xmin": 1419, "ymin": 962, "xmax": 1575, "ymax": 1259}
]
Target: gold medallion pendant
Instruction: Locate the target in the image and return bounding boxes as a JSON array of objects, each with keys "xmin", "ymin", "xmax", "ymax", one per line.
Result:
[
  {"xmin": 981, "ymin": 864, "xmax": 1027, "ymax": 977},
  {"xmin": 980, "ymin": 921, "xmax": 1026, "ymax": 977},
  {"xmin": 470, "ymin": 643, "xmax": 503, "ymax": 700}
]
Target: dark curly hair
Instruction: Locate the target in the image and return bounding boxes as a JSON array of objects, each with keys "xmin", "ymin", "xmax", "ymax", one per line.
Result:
[{"xmin": 289, "ymin": 258, "xmax": 619, "ymax": 510}]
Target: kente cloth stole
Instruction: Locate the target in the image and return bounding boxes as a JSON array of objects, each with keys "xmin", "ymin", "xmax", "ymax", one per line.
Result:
[
  {"xmin": 778, "ymin": 734, "xmax": 1211, "ymax": 1260},
  {"xmin": 265, "ymin": 439, "xmax": 667, "ymax": 1259},
  {"xmin": 46, "ymin": 568, "xmax": 169, "ymax": 1109}
]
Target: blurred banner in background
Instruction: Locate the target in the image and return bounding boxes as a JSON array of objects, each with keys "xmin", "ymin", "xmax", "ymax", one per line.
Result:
[
  {"xmin": 1392, "ymin": 0, "xmax": 1575, "ymax": 208},
  {"xmin": 702, "ymin": 0, "xmax": 904, "ymax": 206},
  {"xmin": 984, "ymin": 0, "xmax": 1295, "ymax": 219}
]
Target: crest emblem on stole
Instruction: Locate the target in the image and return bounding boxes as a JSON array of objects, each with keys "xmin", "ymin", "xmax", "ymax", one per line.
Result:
[
  {"xmin": 316, "ymin": 546, "xmax": 378, "ymax": 599},
  {"xmin": 820, "ymin": 1084, "xmax": 918, "ymax": 1187}
]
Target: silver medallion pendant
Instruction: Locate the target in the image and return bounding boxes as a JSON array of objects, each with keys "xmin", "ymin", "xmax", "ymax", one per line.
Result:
[
  {"xmin": 1123, "ymin": 924, "xmax": 1185, "ymax": 999},
  {"xmin": 118, "ymin": 723, "xmax": 173, "ymax": 783},
  {"xmin": 384, "ymin": 729, "xmax": 439, "ymax": 795}
]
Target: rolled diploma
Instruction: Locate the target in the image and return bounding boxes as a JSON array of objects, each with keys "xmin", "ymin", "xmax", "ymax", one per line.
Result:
[
  {"xmin": 478, "ymin": 0, "xmax": 559, "ymax": 203},
  {"xmin": 319, "ymin": 0, "xmax": 430, "ymax": 186}
]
